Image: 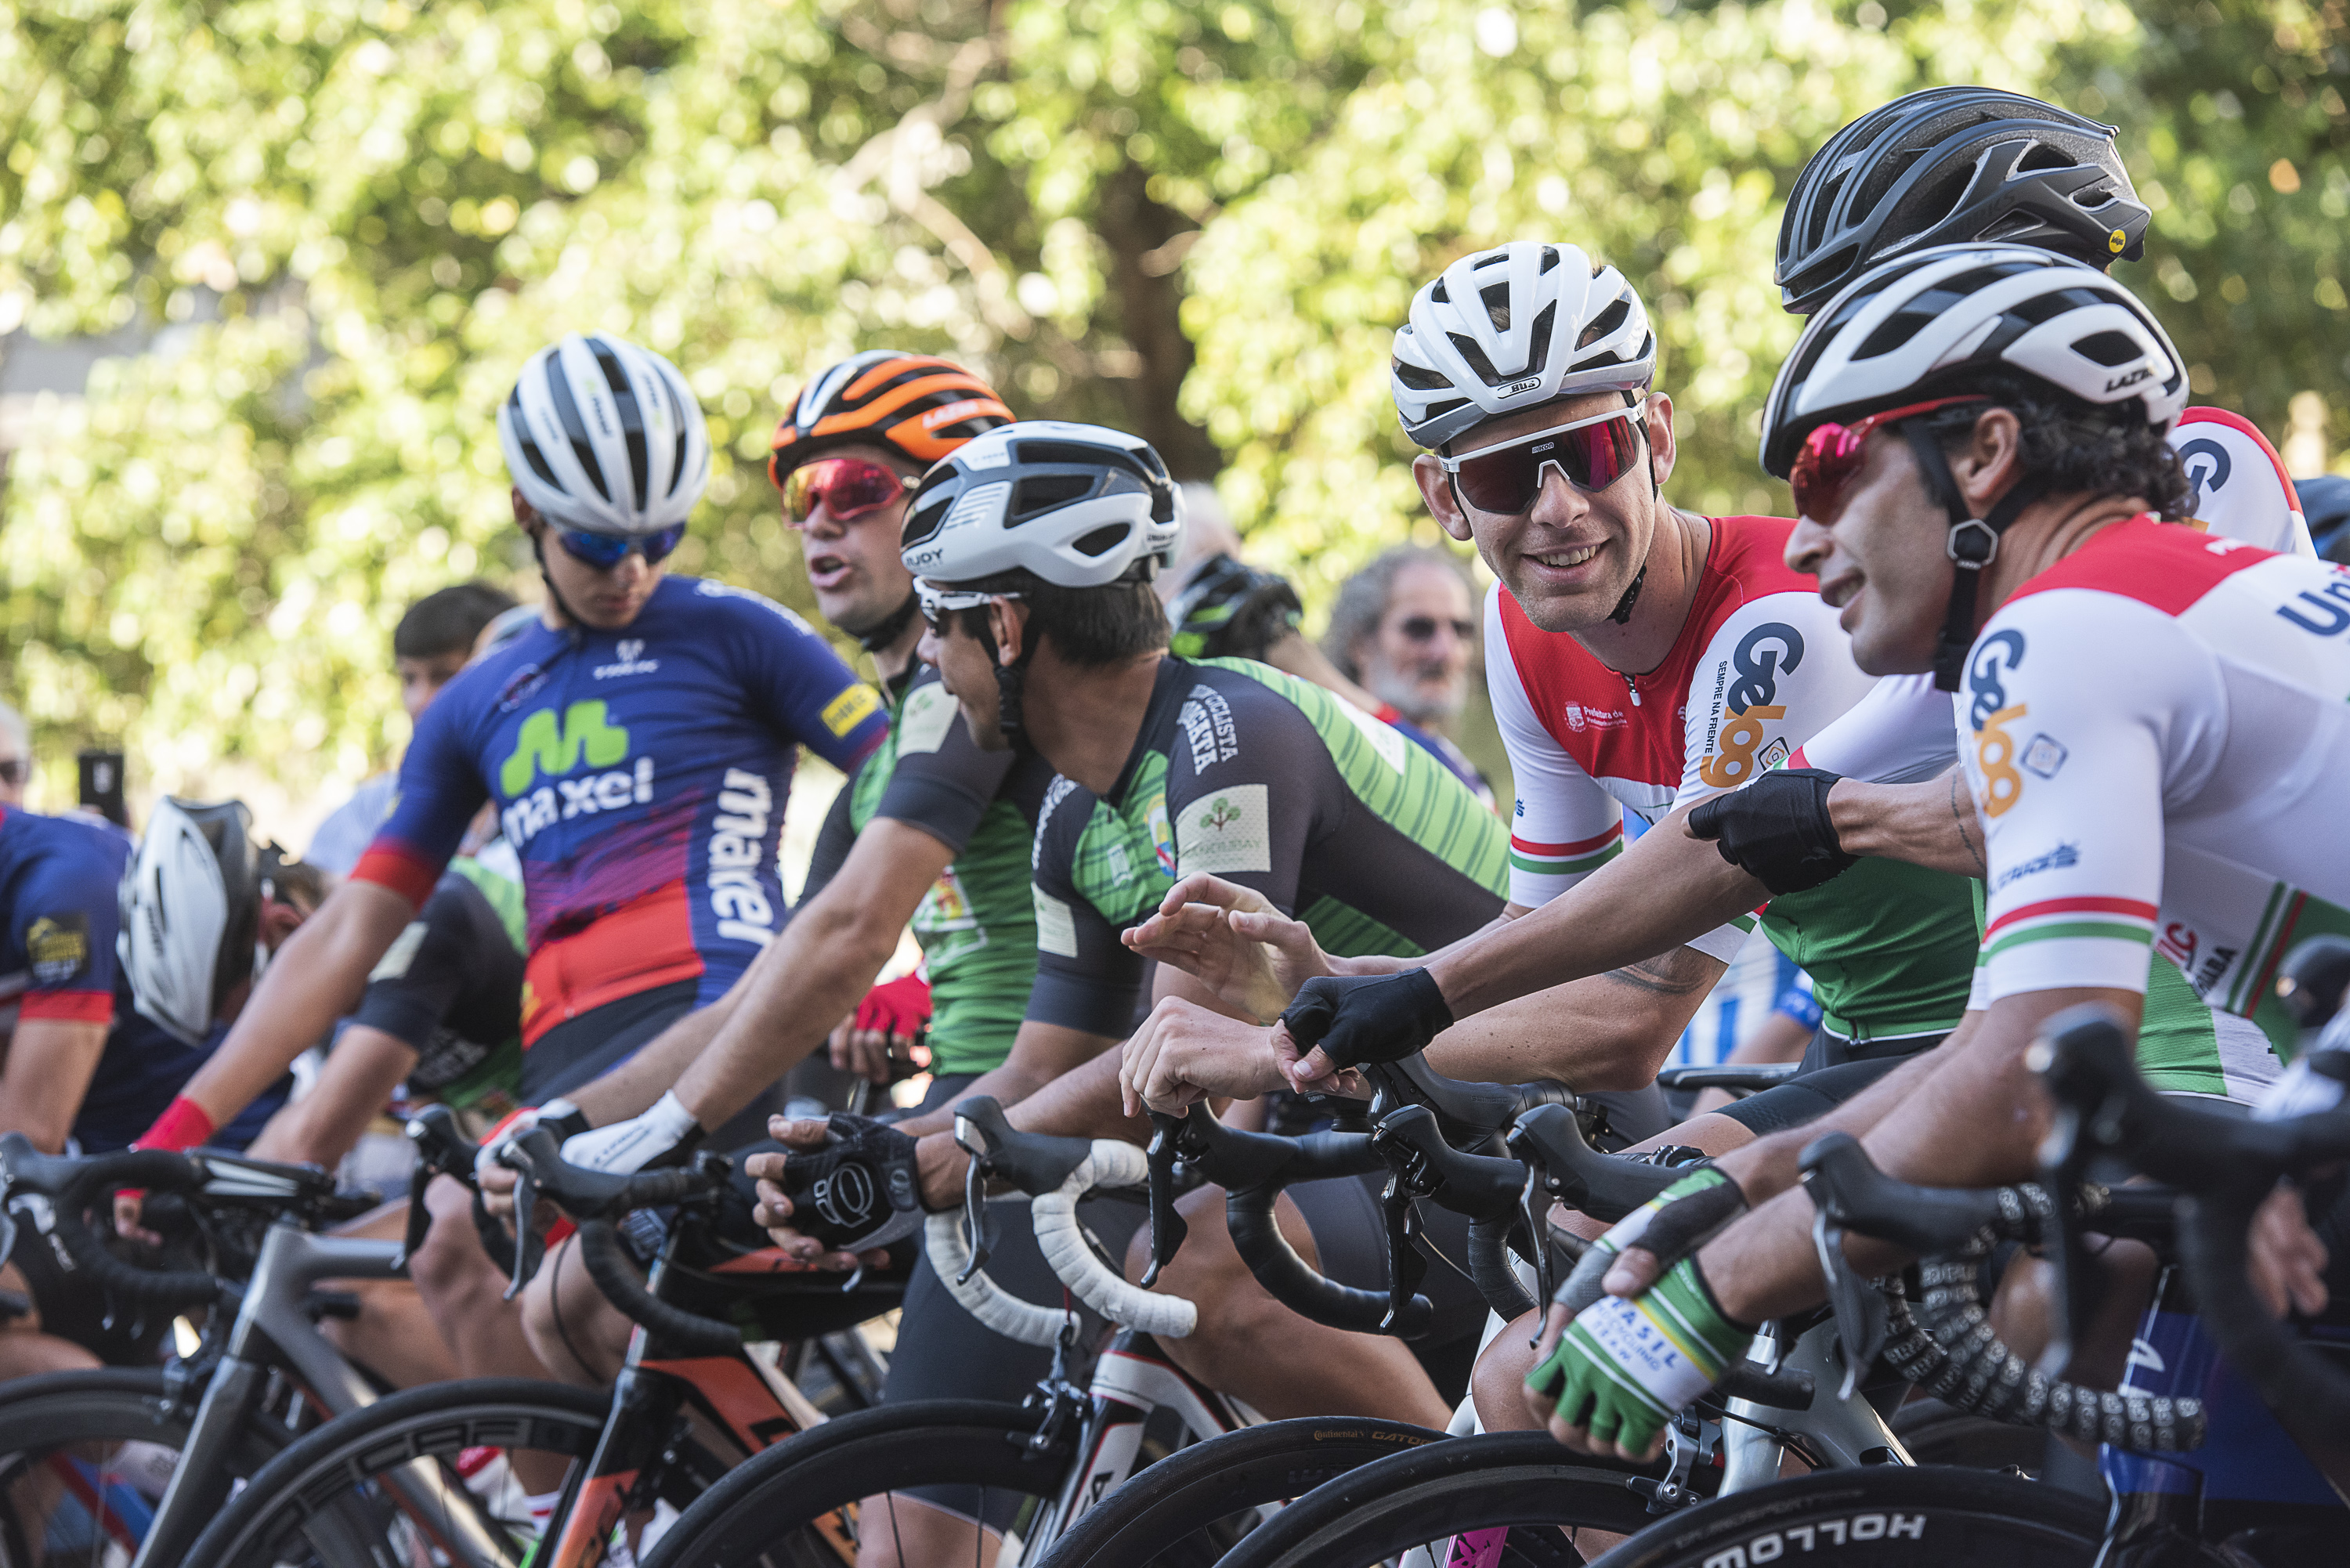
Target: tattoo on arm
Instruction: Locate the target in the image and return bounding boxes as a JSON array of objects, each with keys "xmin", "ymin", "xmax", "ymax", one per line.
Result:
[
  {"xmin": 1601, "ymin": 949, "xmax": 1716, "ymax": 998},
  {"xmin": 1948, "ymin": 774, "xmax": 1986, "ymax": 875}
]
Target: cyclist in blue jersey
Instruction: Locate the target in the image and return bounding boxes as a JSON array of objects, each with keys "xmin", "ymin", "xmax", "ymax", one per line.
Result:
[
  {"xmin": 119, "ymin": 330, "xmax": 888, "ymax": 1393},
  {"xmin": 0, "ymin": 804, "xmax": 130, "ymax": 1153}
]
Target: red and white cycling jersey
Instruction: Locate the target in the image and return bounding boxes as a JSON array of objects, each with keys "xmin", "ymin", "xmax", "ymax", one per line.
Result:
[
  {"xmin": 1964, "ymin": 520, "xmax": 2350, "ymax": 1010},
  {"xmin": 1795, "ymin": 408, "xmax": 2315, "ymax": 785},
  {"xmin": 1488, "ymin": 515, "xmax": 1871, "ymax": 959}
]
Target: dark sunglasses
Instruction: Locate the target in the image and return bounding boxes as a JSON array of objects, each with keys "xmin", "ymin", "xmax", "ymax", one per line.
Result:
[
  {"xmin": 1787, "ymin": 396, "xmax": 1989, "ymax": 522},
  {"xmin": 1398, "ymin": 616, "xmax": 1475, "ymax": 644},
  {"xmin": 0, "ymin": 760, "xmax": 24, "ymax": 786},
  {"xmin": 555, "ymin": 525, "xmax": 685, "ymax": 570},
  {"xmin": 1440, "ymin": 407, "xmax": 1647, "ymax": 515},
  {"xmin": 780, "ymin": 457, "xmax": 911, "ymax": 526}
]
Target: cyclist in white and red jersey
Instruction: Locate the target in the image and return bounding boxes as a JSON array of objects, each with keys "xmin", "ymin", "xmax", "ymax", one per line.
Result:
[{"xmin": 1520, "ymin": 244, "xmax": 2350, "ymax": 1461}]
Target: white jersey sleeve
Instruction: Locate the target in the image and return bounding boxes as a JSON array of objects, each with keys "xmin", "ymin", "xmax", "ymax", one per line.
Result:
[
  {"xmin": 1963, "ymin": 596, "xmax": 2221, "ymax": 1003},
  {"xmin": 2171, "ymin": 408, "xmax": 2315, "ymax": 557},
  {"xmin": 1484, "ymin": 583, "xmax": 1629, "ymax": 909},
  {"xmin": 1675, "ymin": 591, "xmax": 1876, "ymax": 807},
  {"xmin": 1789, "ymin": 672, "xmax": 1961, "ymax": 784}
]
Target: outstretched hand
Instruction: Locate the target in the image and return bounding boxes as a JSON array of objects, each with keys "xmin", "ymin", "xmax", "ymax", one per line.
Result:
[{"xmin": 1121, "ymin": 874, "xmax": 1333, "ymax": 1024}]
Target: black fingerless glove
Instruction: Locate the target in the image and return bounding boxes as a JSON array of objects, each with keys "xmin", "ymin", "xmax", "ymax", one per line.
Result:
[
  {"xmin": 1281, "ymin": 968, "xmax": 1455, "ymax": 1070},
  {"xmin": 779, "ymin": 1115, "xmax": 925, "ymax": 1252},
  {"xmin": 1687, "ymin": 767, "xmax": 1856, "ymax": 895}
]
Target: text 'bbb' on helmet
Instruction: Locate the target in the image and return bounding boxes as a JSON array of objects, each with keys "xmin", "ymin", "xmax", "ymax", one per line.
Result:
[
  {"xmin": 1390, "ymin": 240, "xmax": 1656, "ymax": 450},
  {"xmin": 768, "ymin": 351, "xmax": 1014, "ymax": 485},
  {"xmin": 1760, "ymin": 244, "xmax": 2188, "ymax": 479},
  {"xmin": 119, "ymin": 798, "xmax": 261, "ymax": 1045},
  {"xmin": 898, "ymin": 421, "xmax": 1182, "ymax": 588},
  {"xmin": 497, "ymin": 331, "xmax": 710, "ymax": 537},
  {"xmin": 1777, "ymin": 87, "xmax": 2152, "ymax": 317}
]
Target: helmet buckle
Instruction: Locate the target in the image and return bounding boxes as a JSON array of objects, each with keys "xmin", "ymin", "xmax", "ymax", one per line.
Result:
[{"xmin": 1946, "ymin": 517, "xmax": 2001, "ymax": 569}]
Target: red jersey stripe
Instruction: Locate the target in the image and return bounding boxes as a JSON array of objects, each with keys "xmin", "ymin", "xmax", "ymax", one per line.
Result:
[
  {"xmin": 2005, "ymin": 518, "xmax": 2275, "ymax": 618},
  {"xmin": 1985, "ymin": 895, "xmax": 2160, "ymax": 938},
  {"xmin": 1509, "ymin": 825, "xmax": 1625, "ymax": 856},
  {"xmin": 19, "ymin": 989, "xmax": 115, "ymax": 1024},
  {"xmin": 350, "ymin": 844, "xmax": 442, "ymax": 909}
]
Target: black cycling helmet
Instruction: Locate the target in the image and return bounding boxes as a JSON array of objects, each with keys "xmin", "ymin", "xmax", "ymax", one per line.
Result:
[{"xmin": 1777, "ymin": 87, "xmax": 2152, "ymax": 316}]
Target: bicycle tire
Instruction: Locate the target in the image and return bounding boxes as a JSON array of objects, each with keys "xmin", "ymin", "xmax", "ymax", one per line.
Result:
[
  {"xmin": 1591, "ymin": 1466, "xmax": 2109, "ymax": 1567},
  {"xmin": 0, "ymin": 1367, "xmax": 290, "ymax": 1568},
  {"xmin": 1032, "ymin": 1416, "xmax": 1450, "ymax": 1568},
  {"xmin": 1209, "ymin": 1430, "xmax": 1673, "ymax": 1568},
  {"xmin": 638, "ymin": 1400, "xmax": 1076, "ymax": 1568},
  {"xmin": 183, "ymin": 1376, "xmax": 721, "ymax": 1568}
]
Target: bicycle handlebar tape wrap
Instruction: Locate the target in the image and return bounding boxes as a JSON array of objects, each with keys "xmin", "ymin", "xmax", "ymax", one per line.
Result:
[
  {"xmin": 783, "ymin": 1115, "xmax": 926, "ymax": 1252},
  {"xmin": 1281, "ymin": 969, "xmax": 1455, "ymax": 1070},
  {"xmin": 1686, "ymin": 768, "xmax": 1856, "ymax": 896}
]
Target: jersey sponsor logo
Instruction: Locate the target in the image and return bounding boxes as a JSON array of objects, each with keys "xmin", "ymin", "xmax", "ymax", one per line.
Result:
[
  {"xmin": 1175, "ymin": 784, "xmax": 1273, "ymax": 877},
  {"xmin": 895, "ymin": 682, "xmax": 959, "ymax": 756},
  {"xmin": 1991, "ymin": 841, "xmax": 2079, "ymax": 891},
  {"xmin": 1972, "ymin": 703, "xmax": 2029, "ymax": 818},
  {"xmin": 500, "ymin": 699, "xmax": 655, "ymax": 848},
  {"xmin": 2177, "ymin": 437, "xmax": 2232, "ymax": 512},
  {"xmin": 821, "ymin": 684, "xmax": 883, "ymax": 739},
  {"xmin": 495, "ymin": 663, "xmax": 551, "ymax": 714},
  {"xmin": 2019, "ymin": 732, "xmax": 2068, "ymax": 780},
  {"xmin": 1143, "ymin": 793, "xmax": 1173, "ymax": 877},
  {"xmin": 1965, "ymin": 629, "xmax": 2026, "ymax": 731},
  {"xmin": 914, "ymin": 866, "xmax": 980, "ymax": 934},
  {"xmin": 1033, "ymin": 887, "xmax": 1079, "ymax": 956},
  {"xmin": 1726, "ymin": 623, "xmax": 1804, "ymax": 712},
  {"xmin": 2275, "ymin": 577, "xmax": 2350, "ymax": 637},
  {"xmin": 1697, "ymin": 704, "xmax": 1785, "ymax": 789},
  {"xmin": 592, "ymin": 638, "xmax": 660, "ymax": 679},
  {"xmin": 1033, "ymin": 777, "xmax": 1081, "ymax": 870},
  {"xmin": 708, "ymin": 768, "xmax": 779, "ymax": 946},
  {"xmin": 24, "ymin": 915, "xmax": 89, "ymax": 986},
  {"xmin": 1178, "ymin": 685, "xmax": 1241, "ymax": 774},
  {"xmin": 1560, "ymin": 703, "xmax": 1627, "ymax": 733},
  {"xmin": 1697, "ymin": 623, "xmax": 1805, "ymax": 786}
]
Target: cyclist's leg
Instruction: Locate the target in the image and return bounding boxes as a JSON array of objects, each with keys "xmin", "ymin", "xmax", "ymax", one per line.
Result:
[
  {"xmin": 0, "ymin": 1259, "xmax": 99, "ymax": 1380},
  {"xmin": 319, "ymin": 1198, "xmax": 461, "ymax": 1386},
  {"xmin": 519, "ymin": 1228, "xmax": 635, "ymax": 1386}
]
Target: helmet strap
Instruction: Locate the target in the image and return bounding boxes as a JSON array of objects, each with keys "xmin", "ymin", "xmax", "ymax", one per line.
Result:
[
  {"xmin": 530, "ymin": 532, "xmax": 591, "ymax": 645},
  {"xmin": 1608, "ymin": 565, "xmax": 1647, "ymax": 624},
  {"xmin": 1904, "ymin": 425, "xmax": 2050, "ymax": 691},
  {"xmin": 1607, "ymin": 403, "xmax": 1661, "ymax": 625},
  {"xmin": 859, "ymin": 591, "xmax": 920, "ymax": 653},
  {"xmin": 992, "ymin": 637, "xmax": 1042, "ymax": 749}
]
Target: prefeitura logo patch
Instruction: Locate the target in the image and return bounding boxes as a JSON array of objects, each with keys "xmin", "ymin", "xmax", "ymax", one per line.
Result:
[{"xmin": 25, "ymin": 915, "xmax": 89, "ymax": 986}]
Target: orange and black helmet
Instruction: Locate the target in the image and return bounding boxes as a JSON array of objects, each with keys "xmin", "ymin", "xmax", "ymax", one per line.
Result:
[{"xmin": 767, "ymin": 352, "xmax": 1013, "ymax": 487}]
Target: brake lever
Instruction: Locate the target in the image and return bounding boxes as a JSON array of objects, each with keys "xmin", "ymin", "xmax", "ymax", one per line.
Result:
[
  {"xmin": 503, "ymin": 1151, "xmax": 539, "ymax": 1302},
  {"xmin": 950, "ymin": 1112, "xmax": 997, "ymax": 1287},
  {"xmin": 1805, "ymin": 1205, "xmax": 1888, "ymax": 1403},
  {"xmin": 1379, "ymin": 1174, "xmax": 1429, "ymax": 1336},
  {"xmin": 1141, "ymin": 1111, "xmax": 1189, "ymax": 1288},
  {"xmin": 2034, "ymin": 1096, "xmax": 2096, "ymax": 1382},
  {"xmin": 394, "ymin": 1158, "xmax": 432, "ymax": 1272}
]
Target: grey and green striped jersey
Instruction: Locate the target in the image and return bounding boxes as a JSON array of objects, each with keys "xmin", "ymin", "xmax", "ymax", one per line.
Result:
[{"xmin": 1026, "ymin": 657, "xmax": 1509, "ymax": 1038}]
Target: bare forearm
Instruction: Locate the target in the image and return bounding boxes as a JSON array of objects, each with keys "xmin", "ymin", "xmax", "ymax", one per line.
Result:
[
  {"xmin": 181, "ymin": 883, "xmax": 414, "ymax": 1129},
  {"xmin": 568, "ymin": 1000, "xmax": 730, "ymax": 1125},
  {"xmin": 895, "ymin": 1020, "xmax": 1121, "ymax": 1139},
  {"xmin": 1828, "ymin": 771, "xmax": 1988, "ymax": 878},
  {"xmin": 1426, "ymin": 950, "xmax": 1723, "ymax": 1091},
  {"xmin": 0, "ymin": 1020, "xmax": 108, "ymax": 1152},
  {"xmin": 248, "ymin": 1028, "xmax": 417, "ymax": 1168},
  {"xmin": 1430, "ymin": 808, "xmax": 1762, "ymax": 1017},
  {"xmin": 1709, "ymin": 1020, "xmax": 1972, "ymax": 1203}
]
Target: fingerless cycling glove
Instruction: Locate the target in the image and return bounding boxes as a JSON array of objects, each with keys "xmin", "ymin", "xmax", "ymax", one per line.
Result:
[
  {"xmin": 1687, "ymin": 767, "xmax": 1856, "ymax": 895},
  {"xmin": 1280, "ymin": 968, "xmax": 1454, "ymax": 1069},
  {"xmin": 1526, "ymin": 1254, "xmax": 1752, "ymax": 1455},
  {"xmin": 777, "ymin": 1115, "xmax": 925, "ymax": 1252}
]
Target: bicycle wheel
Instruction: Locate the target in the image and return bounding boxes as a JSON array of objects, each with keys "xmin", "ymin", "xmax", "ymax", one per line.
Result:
[
  {"xmin": 639, "ymin": 1400, "xmax": 1077, "ymax": 1568},
  {"xmin": 1593, "ymin": 1467, "xmax": 2109, "ymax": 1567},
  {"xmin": 183, "ymin": 1376, "xmax": 721, "ymax": 1568},
  {"xmin": 1211, "ymin": 1431, "xmax": 1677, "ymax": 1568},
  {"xmin": 1032, "ymin": 1416, "xmax": 1450, "ymax": 1568},
  {"xmin": 0, "ymin": 1367, "xmax": 290, "ymax": 1568}
]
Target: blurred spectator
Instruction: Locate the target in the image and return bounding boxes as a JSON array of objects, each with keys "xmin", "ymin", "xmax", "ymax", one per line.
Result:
[
  {"xmin": 306, "ymin": 581, "xmax": 519, "ymax": 875},
  {"xmin": 0, "ymin": 703, "xmax": 27, "ymax": 807},
  {"xmin": 1323, "ymin": 545, "xmax": 1491, "ymax": 804}
]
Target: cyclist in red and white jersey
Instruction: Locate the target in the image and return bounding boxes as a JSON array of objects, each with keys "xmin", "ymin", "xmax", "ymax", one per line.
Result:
[{"xmin": 1522, "ymin": 245, "xmax": 2350, "ymax": 1461}]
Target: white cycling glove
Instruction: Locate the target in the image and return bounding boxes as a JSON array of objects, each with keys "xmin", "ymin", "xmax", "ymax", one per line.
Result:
[{"xmin": 559, "ymin": 1090, "xmax": 703, "ymax": 1176}]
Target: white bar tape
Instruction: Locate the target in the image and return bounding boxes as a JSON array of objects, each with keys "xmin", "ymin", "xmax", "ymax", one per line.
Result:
[
  {"xmin": 924, "ymin": 1209, "xmax": 1067, "ymax": 1347},
  {"xmin": 1035, "ymin": 1142, "xmax": 1197, "ymax": 1340}
]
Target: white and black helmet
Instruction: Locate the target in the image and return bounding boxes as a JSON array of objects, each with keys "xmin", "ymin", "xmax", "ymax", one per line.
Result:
[
  {"xmin": 497, "ymin": 332, "xmax": 710, "ymax": 537},
  {"xmin": 1760, "ymin": 244, "xmax": 2186, "ymax": 479},
  {"xmin": 899, "ymin": 421, "xmax": 1182, "ymax": 589},
  {"xmin": 119, "ymin": 798, "xmax": 262, "ymax": 1046},
  {"xmin": 1390, "ymin": 242, "xmax": 1656, "ymax": 450}
]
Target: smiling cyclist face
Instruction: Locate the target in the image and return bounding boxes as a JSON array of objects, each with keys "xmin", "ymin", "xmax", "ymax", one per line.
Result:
[{"xmin": 1412, "ymin": 389, "xmax": 1675, "ymax": 635}]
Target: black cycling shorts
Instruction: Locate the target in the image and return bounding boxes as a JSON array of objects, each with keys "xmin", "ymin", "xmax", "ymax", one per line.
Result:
[
  {"xmin": 1716, "ymin": 1030, "xmax": 1948, "ymax": 1137},
  {"xmin": 522, "ymin": 980, "xmax": 783, "ymax": 1148}
]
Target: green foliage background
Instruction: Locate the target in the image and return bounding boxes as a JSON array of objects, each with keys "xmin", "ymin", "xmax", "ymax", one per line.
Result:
[{"xmin": 3, "ymin": 0, "xmax": 2345, "ymax": 812}]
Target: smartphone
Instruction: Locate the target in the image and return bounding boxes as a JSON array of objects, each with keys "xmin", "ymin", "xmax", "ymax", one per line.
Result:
[{"xmin": 78, "ymin": 748, "xmax": 128, "ymax": 827}]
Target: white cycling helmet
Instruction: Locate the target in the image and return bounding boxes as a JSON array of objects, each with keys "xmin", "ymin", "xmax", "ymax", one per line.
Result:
[
  {"xmin": 496, "ymin": 332, "xmax": 710, "ymax": 537},
  {"xmin": 119, "ymin": 798, "xmax": 262, "ymax": 1046},
  {"xmin": 898, "ymin": 421, "xmax": 1182, "ymax": 589},
  {"xmin": 1760, "ymin": 244, "xmax": 2186, "ymax": 479},
  {"xmin": 1391, "ymin": 241, "xmax": 1657, "ymax": 450}
]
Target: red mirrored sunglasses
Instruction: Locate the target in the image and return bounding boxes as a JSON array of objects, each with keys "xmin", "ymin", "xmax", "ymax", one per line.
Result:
[
  {"xmin": 778, "ymin": 457, "xmax": 912, "ymax": 526},
  {"xmin": 1787, "ymin": 396, "xmax": 1989, "ymax": 522}
]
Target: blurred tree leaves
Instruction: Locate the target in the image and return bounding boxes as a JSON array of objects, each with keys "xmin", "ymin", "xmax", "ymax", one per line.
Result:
[{"xmin": 2, "ymin": 0, "xmax": 2345, "ymax": 804}]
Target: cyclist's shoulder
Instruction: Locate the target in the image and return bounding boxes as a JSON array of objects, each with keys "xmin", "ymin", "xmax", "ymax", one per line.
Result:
[
  {"xmin": 2171, "ymin": 406, "xmax": 2308, "ymax": 554},
  {"xmin": 0, "ymin": 804, "xmax": 132, "ymax": 887},
  {"xmin": 2003, "ymin": 517, "xmax": 2289, "ymax": 621},
  {"xmin": 659, "ymin": 573, "xmax": 826, "ymax": 644}
]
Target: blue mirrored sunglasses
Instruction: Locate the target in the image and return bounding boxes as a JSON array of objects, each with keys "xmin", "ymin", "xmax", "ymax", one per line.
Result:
[{"xmin": 555, "ymin": 525, "xmax": 686, "ymax": 570}]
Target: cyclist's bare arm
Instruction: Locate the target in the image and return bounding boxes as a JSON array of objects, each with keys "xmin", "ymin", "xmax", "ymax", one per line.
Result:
[
  {"xmin": 572, "ymin": 817, "xmax": 955, "ymax": 1131},
  {"xmin": 246, "ymin": 1024, "xmax": 418, "ymax": 1169},
  {"xmin": 1429, "ymin": 804, "xmax": 1765, "ymax": 1017},
  {"xmin": 888, "ymin": 1019, "xmax": 1119, "ymax": 1139},
  {"xmin": 1424, "ymin": 946, "xmax": 1726, "ymax": 1090},
  {"xmin": 1826, "ymin": 766, "xmax": 1990, "ymax": 878},
  {"xmin": 1695, "ymin": 988, "xmax": 2138, "ymax": 1325},
  {"xmin": 175, "ymin": 881, "xmax": 418, "ymax": 1129},
  {"xmin": 0, "ymin": 1017, "xmax": 109, "ymax": 1153}
]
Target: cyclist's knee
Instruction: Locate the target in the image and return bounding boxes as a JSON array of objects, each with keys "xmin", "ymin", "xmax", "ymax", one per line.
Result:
[
  {"xmin": 1471, "ymin": 1309, "xmax": 1544, "ymax": 1431},
  {"xmin": 519, "ymin": 1234, "xmax": 631, "ymax": 1386},
  {"xmin": 410, "ymin": 1175, "xmax": 501, "ymax": 1302}
]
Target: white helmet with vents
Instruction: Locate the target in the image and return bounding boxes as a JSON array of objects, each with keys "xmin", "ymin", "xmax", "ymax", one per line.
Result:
[
  {"xmin": 119, "ymin": 798, "xmax": 262, "ymax": 1046},
  {"xmin": 1761, "ymin": 244, "xmax": 2186, "ymax": 477},
  {"xmin": 1391, "ymin": 241, "xmax": 1657, "ymax": 450},
  {"xmin": 497, "ymin": 332, "xmax": 710, "ymax": 537},
  {"xmin": 899, "ymin": 421, "xmax": 1182, "ymax": 589}
]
